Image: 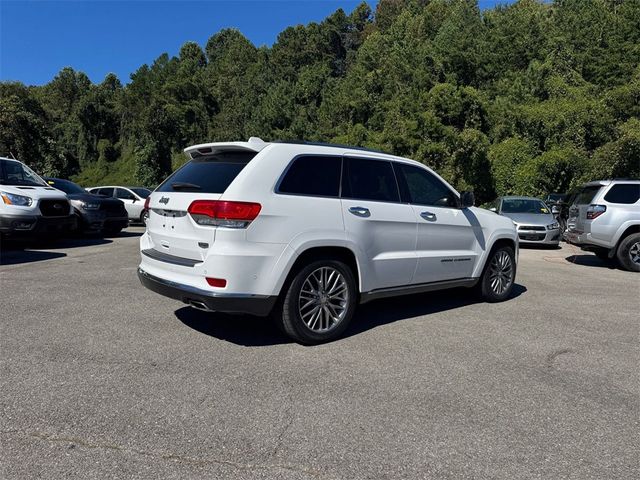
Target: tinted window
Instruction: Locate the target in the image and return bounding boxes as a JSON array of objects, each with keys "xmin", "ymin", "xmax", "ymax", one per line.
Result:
[
  {"xmin": 394, "ymin": 163, "xmax": 457, "ymax": 207},
  {"xmin": 98, "ymin": 188, "xmax": 114, "ymax": 197},
  {"xmin": 575, "ymin": 186, "xmax": 602, "ymax": 204},
  {"xmin": 342, "ymin": 157, "xmax": 399, "ymax": 203},
  {"xmin": 278, "ymin": 155, "xmax": 341, "ymax": 197},
  {"xmin": 156, "ymin": 151, "xmax": 256, "ymax": 193},
  {"xmin": 130, "ymin": 188, "xmax": 151, "ymax": 198},
  {"xmin": 604, "ymin": 184, "xmax": 640, "ymax": 204},
  {"xmin": 116, "ymin": 188, "xmax": 135, "ymax": 200}
]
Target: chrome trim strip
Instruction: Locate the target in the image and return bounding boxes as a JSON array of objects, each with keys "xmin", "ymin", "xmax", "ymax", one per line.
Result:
[{"xmin": 137, "ymin": 268, "xmax": 271, "ymax": 299}]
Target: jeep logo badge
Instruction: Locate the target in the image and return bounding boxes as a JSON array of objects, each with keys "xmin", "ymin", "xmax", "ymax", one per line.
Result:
[{"xmin": 159, "ymin": 197, "xmax": 170, "ymax": 205}]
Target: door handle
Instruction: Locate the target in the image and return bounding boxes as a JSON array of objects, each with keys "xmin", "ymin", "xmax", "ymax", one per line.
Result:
[
  {"xmin": 420, "ymin": 211, "xmax": 437, "ymax": 221},
  {"xmin": 348, "ymin": 206, "xmax": 371, "ymax": 218}
]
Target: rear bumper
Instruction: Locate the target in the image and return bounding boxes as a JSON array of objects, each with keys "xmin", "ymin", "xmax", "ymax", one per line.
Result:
[
  {"xmin": 564, "ymin": 230, "xmax": 613, "ymax": 253},
  {"xmin": 0, "ymin": 214, "xmax": 76, "ymax": 235},
  {"xmin": 137, "ymin": 267, "xmax": 277, "ymax": 316}
]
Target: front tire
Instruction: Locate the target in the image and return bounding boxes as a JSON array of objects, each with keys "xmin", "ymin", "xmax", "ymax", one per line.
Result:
[
  {"xmin": 277, "ymin": 260, "xmax": 357, "ymax": 345},
  {"xmin": 616, "ymin": 233, "xmax": 640, "ymax": 272},
  {"xmin": 479, "ymin": 246, "xmax": 516, "ymax": 302}
]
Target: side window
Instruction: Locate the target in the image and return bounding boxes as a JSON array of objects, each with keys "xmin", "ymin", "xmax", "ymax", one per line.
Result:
[
  {"xmin": 278, "ymin": 155, "xmax": 341, "ymax": 197},
  {"xmin": 394, "ymin": 163, "xmax": 458, "ymax": 207},
  {"xmin": 116, "ymin": 188, "xmax": 135, "ymax": 200},
  {"xmin": 99, "ymin": 188, "xmax": 114, "ymax": 197},
  {"xmin": 604, "ymin": 184, "xmax": 640, "ymax": 204},
  {"xmin": 341, "ymin": 157, "xmax": 400, "ymax": 203}
]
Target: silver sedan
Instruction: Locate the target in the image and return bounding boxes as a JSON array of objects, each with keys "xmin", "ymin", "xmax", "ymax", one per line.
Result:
[{"xmin": 489, "ymin": 196, "xmax": 561, "ymax": 246}]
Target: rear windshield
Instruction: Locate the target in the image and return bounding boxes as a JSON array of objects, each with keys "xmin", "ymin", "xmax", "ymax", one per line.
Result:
[
  {"xmin": 574, "ymin": 186, "xmax": 602, "ymax": 205},
  {"xmin": 156, "ymin": 152, "xmax": 256, "ymax": 193}
]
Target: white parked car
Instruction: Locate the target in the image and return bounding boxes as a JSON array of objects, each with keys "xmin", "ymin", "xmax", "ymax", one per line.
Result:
[
  {"xmin": 87, "ymin": 186, "xmax": 151, "ymax": 224},
  {"xmin": 0, "ymin": 157, "xmax": 75, "ymax": 236},
  {"xmin": 138, "ymin": 138, "xmax": 518, "ymax": 344}
]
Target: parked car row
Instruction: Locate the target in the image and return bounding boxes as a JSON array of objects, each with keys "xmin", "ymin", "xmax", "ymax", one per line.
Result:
[
  {"xmin": 486, "ymin": 180, "xmax": 640, "ymax": 272},
  {"xmin": 0, "ymin": 156, "xmax": 150, "ymax": 239}
]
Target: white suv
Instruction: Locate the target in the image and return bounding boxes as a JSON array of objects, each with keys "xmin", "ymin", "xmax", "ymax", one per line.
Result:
[{"xmin": 138, "ymin": 138, "xmax": 518, "ymax": 344}]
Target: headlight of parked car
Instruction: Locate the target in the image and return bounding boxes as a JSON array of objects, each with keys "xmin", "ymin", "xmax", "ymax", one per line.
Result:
[
  {"xmin": 0, "ymin": 191, "xmax": 33, "ymax": 206},
  {"xmin": 546, "ymin": 221, "xmax": 559, "ymax": 230},
  {"xmin": 80, "ymin": 202, "xmax": 100, "ymax": 210}
]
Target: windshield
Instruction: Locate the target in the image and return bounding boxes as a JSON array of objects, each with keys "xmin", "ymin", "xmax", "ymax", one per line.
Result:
[
  {"xmin": 46, "ymin": 178, "xmax": 86, "ymax": 195},
  {"xmin": 130, "ymin": 188, "xmax": 151, "ymax": 198},
  {"xmin": 547, "ymin": 194, "xmax": 565, "ymax": 202},
  {"xmin": 0, "ymin": 159, "xmax": 47, "ymax": 187},
  {"xmin": 502, "ymin": 199, "xmax": 550, "ymax": 214}
]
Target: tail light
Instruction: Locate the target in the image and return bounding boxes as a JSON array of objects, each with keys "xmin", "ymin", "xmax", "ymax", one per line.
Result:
[
  {"xmin": 143, "ymin": 196, "xmax": 150, "ymax": 211},
  {"xmin": 188, "ymin": 200, "xmax": 261, "ymax": 228},
  {"xmin": 586, "ymin": 204, "xmax": 606, "ymax": 220}
]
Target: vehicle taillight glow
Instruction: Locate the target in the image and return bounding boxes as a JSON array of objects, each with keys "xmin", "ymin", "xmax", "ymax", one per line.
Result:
[
  {"xmin": 187, "ymin": 200, "xmax": 261, "ymax": 228},
  {"xmin": 143, "ymin": 196, "xmax": 150, "ymax": 210},
  {"xmin": 206, "ymin": 277, "xmax": 227, "ymax": 288},
  {"xmin": 586, "ymin": 204, "xmax": 606, "ymax": 220}
]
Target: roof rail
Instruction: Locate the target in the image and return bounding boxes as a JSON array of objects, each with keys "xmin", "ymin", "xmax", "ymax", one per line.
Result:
[{"xmin": 273, "ymin": 139, "xmax": 389, "ymax": 155}]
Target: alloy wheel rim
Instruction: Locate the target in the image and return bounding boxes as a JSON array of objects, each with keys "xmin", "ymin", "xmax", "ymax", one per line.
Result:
[
  {"xmin": 488, "ymin": 251, "xmax": 513, "ymax": 295},
  {"xmin": 630, "ymin": 242, "xmax": 640, "ymax": 265},
  {"xmin": 298, "ymin": 267, "xmax": 349, "ymax": 333}
]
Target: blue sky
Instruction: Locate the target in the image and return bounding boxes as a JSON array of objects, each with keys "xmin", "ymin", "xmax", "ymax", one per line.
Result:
[{"xmin": 1, "ymin": 0, "xmax": 509, "ymax": 86}]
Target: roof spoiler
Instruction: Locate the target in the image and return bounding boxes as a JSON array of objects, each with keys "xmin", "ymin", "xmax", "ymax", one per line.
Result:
[{"xmin": 184, "ymin": 137, "xmax": 268, "ymax": 159}]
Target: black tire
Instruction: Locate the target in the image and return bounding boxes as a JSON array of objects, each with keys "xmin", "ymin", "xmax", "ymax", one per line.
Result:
[
  {"xmin": 140, "ymin": 210, "xmax": 149, "ymax": 226},
  {"xmin": 479, "ymin": 245, "xmax": 516, "ymax": 302},
  {"xmin": 616, "ymin": 233, "xmax": 640, "ymax": 272},
  {"xmin": 276, "ymin": 259, "xmax": 357, "ymax": 345}
]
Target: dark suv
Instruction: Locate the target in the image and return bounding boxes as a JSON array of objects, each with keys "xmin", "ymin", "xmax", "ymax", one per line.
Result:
[{"xmin": 44, "ymin": 178, "xmax": 129, "ymax": 235}]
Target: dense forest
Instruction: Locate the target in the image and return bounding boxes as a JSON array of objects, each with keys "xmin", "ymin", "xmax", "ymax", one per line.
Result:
[{"xmin": 1, "ymin": 0, "xmax": 638, "ymax": 203}]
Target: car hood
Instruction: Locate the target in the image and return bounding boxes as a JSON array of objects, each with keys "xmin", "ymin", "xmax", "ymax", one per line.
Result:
[
  {"xmin": 0, "ymin": 184, "xmax": 69, "ymax": 200},
  {"xmin": 502, "ymin": 212, "xmax": 554, "ymax": 226}
]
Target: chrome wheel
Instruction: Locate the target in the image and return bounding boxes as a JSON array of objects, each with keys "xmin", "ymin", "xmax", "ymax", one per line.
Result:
[
  {"xmin": 630, "ymin": 241, "xmax": 640, "ymax": 265},
  {"xmin": 488, "ymin": 250, "xmax": 513, "ymax": 295},
  {"xmin": 298, "ymin": 267, "xmax": 349, "ymax": 333}
]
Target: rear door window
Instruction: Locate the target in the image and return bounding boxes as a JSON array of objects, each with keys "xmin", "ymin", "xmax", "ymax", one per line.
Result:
[
  {"xmin": 603, "ymin": 184, "xmax": 640, "ymax": 204},
  {"xmin": 341, "ymin": 157, "xmax": 400, "ymax": 203},
  {"xmin": 574, "ymin": 186, "xmax": 602, "ymax": 204},
  {"xmin": 157, "ymin": 151, "xmax": 256, "ymax": 193},
  {"xmin": 98, "ymin": 188, "xmax": 114, "ymax": 197},
  {"xmin": 277, "ymin": 155, "xmax": 341, "ymax": 197},
  {"xmin": 116, "ymin": 188, "xmax": 135, "ymax": 200}
]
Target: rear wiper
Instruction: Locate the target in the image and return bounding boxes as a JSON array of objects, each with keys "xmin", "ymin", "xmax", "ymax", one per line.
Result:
[{"xmin": 171, "ymin": 182, "xmax": 201, "ymax": 190}]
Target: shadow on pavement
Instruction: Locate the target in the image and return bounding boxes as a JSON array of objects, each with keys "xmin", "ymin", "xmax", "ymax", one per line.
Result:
[
  {"xmin": 175, "ymin": 307, "xmax": 288, "ymax": 347},
  {"xmin": 176, "ymin": 283, "xmax": 527, "ymax": 347},
  {"xmin": 565, "ymin": 254, "xmax": 617, "ymax": 269},
  {"xmin": 0, "ymin": 236, "xmax": 112, "ymax": 265}
]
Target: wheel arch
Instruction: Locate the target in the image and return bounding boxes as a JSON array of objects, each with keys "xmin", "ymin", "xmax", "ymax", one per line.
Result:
[
  {"xmin": 614, "ymin": 224, "xmax": 640, "ymax": 249},
  {"xmin": 473, "ymin": 235, "xmax": 518, "ymax": 278},
  {"xmin": 277, "ymin": 245, "xmax": 361, "ymax": 298}
]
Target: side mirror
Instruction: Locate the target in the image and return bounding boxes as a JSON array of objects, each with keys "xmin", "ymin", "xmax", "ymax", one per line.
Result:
[
  {"xmin": 460, "ymin": 191, "xmax": 475, "ymax": 208},
  {"xmin": 551, "ymin": 205, "xmax": 560, "ymax": 214},
  {"xmin": 131, "ymin": 197, "xmax": 137, "ymax": 203},
  {"xmin": 489, "ymin": 207, "xmax": 497, "ymax": 212}
]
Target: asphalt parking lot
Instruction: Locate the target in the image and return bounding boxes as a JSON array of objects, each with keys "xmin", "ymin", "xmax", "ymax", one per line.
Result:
[{"xmin": 1, "ymin": 228, "xmax": 638, "ymax": 479}]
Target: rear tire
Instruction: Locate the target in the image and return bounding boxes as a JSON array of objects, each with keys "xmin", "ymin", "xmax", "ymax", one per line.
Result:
[
  {"xmin": 479, "ymin": 246, "xmax": 516, "ymax": 302},
  {"xmin": 276, "ymin": 259, "xmax": 357, "ymax": 345},
  {"xmin": 140, "ymin": 210, "xmax": 149, "ymax": 226},
  {"xmin": 616, "ymin": 233, "xmax": 640, "ymax": 272}
]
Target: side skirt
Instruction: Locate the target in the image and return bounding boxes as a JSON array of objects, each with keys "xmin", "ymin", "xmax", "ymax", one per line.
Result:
[{"xmin": 360, "ymin": 278, "xmax": 479, "ymax": 304}]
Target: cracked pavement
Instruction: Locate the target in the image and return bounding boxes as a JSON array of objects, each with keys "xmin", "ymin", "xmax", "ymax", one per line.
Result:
[{"xmin": 1, "ymin": 229, "xmax": 638, "ymax": 479}]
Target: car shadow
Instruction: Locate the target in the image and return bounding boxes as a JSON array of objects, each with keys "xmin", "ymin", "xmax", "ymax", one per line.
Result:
[
  {"xmin": 0, "ymin": 236, "xmax": 112, "ymax": 266},
  {"xmin": 175, "ymin": 283, "xmax": 527, "ymax": 347},
  {"xmin": 565, "ymin": 254, "xmax": 617, "ymax": 269}
]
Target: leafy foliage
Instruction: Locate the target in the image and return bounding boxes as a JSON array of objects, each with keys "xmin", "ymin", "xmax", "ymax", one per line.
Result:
[{"xmin": 1, "ymin": 0, "xmax": 638, "ymax": 201}]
